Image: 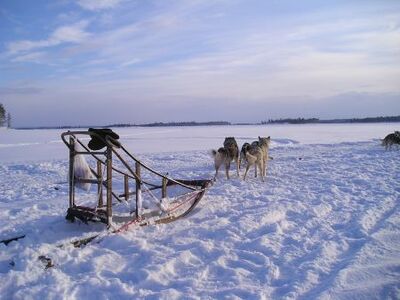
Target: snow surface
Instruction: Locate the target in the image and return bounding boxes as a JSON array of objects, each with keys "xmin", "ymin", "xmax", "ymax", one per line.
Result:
[{"xmin": 0, "ymin": 124, "xmax": 399, "ymax": 299}]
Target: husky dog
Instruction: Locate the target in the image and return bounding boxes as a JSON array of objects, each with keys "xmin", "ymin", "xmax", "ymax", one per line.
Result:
[
  {"xmin": 239, "ymin": 142, "xmax": 251, "ymax": 168},
  {"xmin": 211, "ymin": 137, "xmax": 239, "ymax": 179},
  {"xmin": 382, "ymin": 131, "xmax": 400, "ymax": 150},
  {"xmin": 258, "ymin": 136, "xmax": 271, "ymax": 177},
  {"xmin": 242, "ymin": 142, "xmax": 265, "ymax": 182}
]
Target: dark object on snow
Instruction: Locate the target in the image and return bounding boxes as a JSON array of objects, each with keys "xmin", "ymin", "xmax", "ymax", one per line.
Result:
[
  {"xmin": 0, "ymin": 234, "xmax": 26, "ymax": 246},
  {"xmin": 88, "ymin": 128, "xmax": 120, "ymax": 150},
  {"xmin": 381, "ymin": 131, "xmax": 400, "ymax": 150},
  {"xmin": 38, "ymin": 255, "xmax": 54, "ymax": 269},
  {"xmin": 71, "ymin": 235, "xmax": 99, "ymax": 248},
  {"xmin": 66, "ymin": 206, "xmax": 107, "ymax": 224}
]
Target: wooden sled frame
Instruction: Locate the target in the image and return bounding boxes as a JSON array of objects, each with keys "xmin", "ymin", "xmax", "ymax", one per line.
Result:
[{"xmin": 61, "ymin": 130, "xmax": 212, "ymax": 228}]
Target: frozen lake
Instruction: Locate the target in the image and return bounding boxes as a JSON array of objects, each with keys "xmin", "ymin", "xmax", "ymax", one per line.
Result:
[{"xmin": 0, "ymin": 123, "xmax": 397, "ymax": 163}]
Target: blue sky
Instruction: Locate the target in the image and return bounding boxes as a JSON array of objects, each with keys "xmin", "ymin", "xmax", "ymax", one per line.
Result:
[{"xmin": 0, "ymin": 0, "xmax": 399, "ymax": 126}]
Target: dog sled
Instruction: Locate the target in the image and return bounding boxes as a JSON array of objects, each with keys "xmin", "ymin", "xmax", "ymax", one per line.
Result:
[{"xmin": 61, "ymin": 129, "xmax": 212, "ymax": 231}]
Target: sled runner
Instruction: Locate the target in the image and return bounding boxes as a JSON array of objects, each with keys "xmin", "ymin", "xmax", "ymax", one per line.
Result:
[{"xmin": 61, "ymin": 129, "xmax": 212, "ymax": 229}]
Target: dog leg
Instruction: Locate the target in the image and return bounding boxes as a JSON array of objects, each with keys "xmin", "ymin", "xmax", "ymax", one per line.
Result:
[
  {"xmin": 214, "ymin": 165, "xmax": 220, "ymax": 179},
  {"xmin": 263, "ymin": 159, "xmax": 266, "ymax": 180},
  {"xmin": 213, "ymin": 150, "xmax": 221, "ymax": 179},
  {"xmin": 258, "ymin": 161, "xmax": 265, "ymax": 182},
  {"xmin": 214, "ymin": 159, "xmax": 222, "ymax": 179},
  {"xmin": 254, "ymin": 163, "xmax": 257, "ymax": 178},
  {"xmin": 236, "ymin": 157, "xmax": 240, "ymax": 177},
  {"xmin": 243, "ymin": 165, "xmax": 251, "ymax": 181},
  {"xmin": 225, "ymin": 162, "xmax": 230, "ymax": 180},
  {"xmin": 261, "ymin": 157, "xmax": 265, "ymax": 177},
  {"xmin": 263, "ymin": 156, "xmax": 268, "ymax": 177}
]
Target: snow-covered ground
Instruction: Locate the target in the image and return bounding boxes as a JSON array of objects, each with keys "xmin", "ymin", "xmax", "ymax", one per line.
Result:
[{"xmin": 0, "ymin": 124, "xmax": 399, "ymax": 299}]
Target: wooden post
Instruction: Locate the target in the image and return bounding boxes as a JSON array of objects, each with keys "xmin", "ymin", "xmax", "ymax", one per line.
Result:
[
  {"xmin": 162, "ymin": 177, "xmax": 168, "ymax": 199},
  {"xmin": 69, "ymin": 136, "xmax": 75, "ymax": 208},
  {"xmin": 135, "ymin": 162, "xmax": 141, "ymax": 218},
  {"xmin": 106, "ymin": 146, "xmax": 113, "ymax": 226},
  {"xmin": 97, "ymin": 160, "xmax": 103, "ymax": 207},
  {"xmin": 124, "ymin": 175, "xmax": 129, "ymax": 201}
]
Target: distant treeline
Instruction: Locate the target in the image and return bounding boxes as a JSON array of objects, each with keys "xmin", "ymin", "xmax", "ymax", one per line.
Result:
[
  {"xmin": 264, "ymin": 118, "xmax": 320, "ymax": 124},
  {"xmin": 263, "ymin": 115, "xmax": 400, "ymax": 124},
  {"xmin": 339, "ymin": 116, "xmax": 400, "ymax": 123},
  {"xmin": 14, "ymin": 116, "xmax": 400, "ymax": 130},
  {"xmin": 109, "ymin": 121, "xmax": 231, "ymax": 127},
  {"xmin": 16, "ymin": 121, "xmax": 231, "ymax": 130},
  {"xmin": 16, "ymin": 125, "xmax": 92, "ymax": 130}
]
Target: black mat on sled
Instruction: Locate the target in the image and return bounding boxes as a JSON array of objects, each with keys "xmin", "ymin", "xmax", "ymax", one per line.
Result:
[{"xmin": 88, "ymin": 128, "xmax": 120, "ymax": 150}]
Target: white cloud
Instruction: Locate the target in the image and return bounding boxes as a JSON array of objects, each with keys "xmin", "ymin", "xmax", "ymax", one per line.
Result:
[
  {"xmin": 6, "ymin": 21, "xmax": 90, "ymax": 55},
  {"xmin": 7, "ymin": 40, "xmax": 57, "ymax": 55},
  {"xmin": 76, "ymin": 0, "xmax": 122, "ymax": 11},
  {"xmin": 120, "ymin": 58, "xmax": 141, "ymax": 67},
  {"xmin": 12, "ymin": 51, "xmax": 47, "ymax": 63},
  {"xmin": 51, "ymin": 21, "xmax": 90, "ymax": 43}
]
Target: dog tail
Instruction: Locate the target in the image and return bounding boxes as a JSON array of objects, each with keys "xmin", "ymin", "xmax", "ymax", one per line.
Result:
[{"xmin": 211, "ymin": 149, "xmax": 217, "ymax": 157}]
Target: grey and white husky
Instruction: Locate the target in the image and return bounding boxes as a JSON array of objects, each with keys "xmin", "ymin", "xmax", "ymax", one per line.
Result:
[
  {"xmin": 258, "ymin": 136, "xmax": 271, "ymax": 177},
  {"xmin": 382, "ymin": 131, "xmax": 400, "ymax": 150},
  {"xmin": 241, "ymin": 136, "xmax": 271, "ymax": 181},
  {"xmin": 242, "ymin": 142, "xmax": 265, "ymax": 181},
  {"xmin": 211, "ymin": 137, "xmax": 240, "ymax": 179},
  {"xmin": 239, "ymin": 142, "xmax": 251, "ymax": 168}
]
